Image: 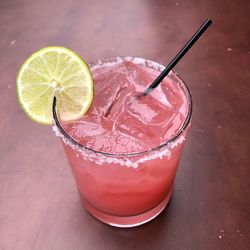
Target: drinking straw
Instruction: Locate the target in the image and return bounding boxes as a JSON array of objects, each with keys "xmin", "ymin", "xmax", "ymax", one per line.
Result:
[{"xmin": 142, "ymin": 18, "xmax": 212, "ymax": 96}]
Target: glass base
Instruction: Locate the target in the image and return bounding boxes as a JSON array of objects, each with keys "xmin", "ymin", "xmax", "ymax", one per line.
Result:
[{"xmin": 81, "ymin": 187, "xmax": 173, "ymax": 228}]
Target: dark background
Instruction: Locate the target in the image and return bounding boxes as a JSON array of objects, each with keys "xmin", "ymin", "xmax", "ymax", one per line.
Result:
[{"xmin": 0, "ymin": 0, "xmax": 249, "ymax": 249}]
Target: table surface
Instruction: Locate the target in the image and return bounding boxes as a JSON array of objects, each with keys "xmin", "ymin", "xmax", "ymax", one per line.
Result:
[{"xmin": 1, "ymin": 0, "xmax": 249, "ymax": 249}]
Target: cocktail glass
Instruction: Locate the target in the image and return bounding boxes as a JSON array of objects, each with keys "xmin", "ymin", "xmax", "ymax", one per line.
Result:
[{"xmin": 52, "ymin": 57, "xmax": 192, "ymax": 228}]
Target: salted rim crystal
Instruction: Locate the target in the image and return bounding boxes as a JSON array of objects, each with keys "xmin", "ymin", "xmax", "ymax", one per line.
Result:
[{"xmin": 52, "ymin": 56, "xmax": 192, "ymax": 159}]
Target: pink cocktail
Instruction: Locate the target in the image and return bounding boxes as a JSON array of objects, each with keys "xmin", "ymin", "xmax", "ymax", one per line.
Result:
[{"xmin": 53, "ymin": 57, "xmax": 192, "ymax": 227}]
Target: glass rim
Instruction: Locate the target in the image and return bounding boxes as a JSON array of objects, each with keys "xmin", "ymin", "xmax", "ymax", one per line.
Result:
[{"xmin": 52, "ymin": 56, "xmax": 193, "ymax": 157}]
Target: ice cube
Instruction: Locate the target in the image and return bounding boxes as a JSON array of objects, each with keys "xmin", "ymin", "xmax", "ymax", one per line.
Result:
[
  {"xmin": 91, "ymin": 63, "xmax": 135, "ymax": 117},
  {"xmin": 114, "ymin": 93, "xmax": 179, "ymax": 147},
  {"xmin": 62, "ymin": 116, "xmax": 106, "ymax": 144},
  {"xmin": 85, "ymin": 131, "xmax": 148, "ymax": 154}
]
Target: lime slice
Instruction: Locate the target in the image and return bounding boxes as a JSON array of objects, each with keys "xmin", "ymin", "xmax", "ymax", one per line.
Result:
[{"xmin": 16, "ymin": 46, "xmax": 94, "ymax": 125}]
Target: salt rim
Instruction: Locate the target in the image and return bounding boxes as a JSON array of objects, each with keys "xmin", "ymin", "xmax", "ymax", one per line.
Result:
[
  {"xmin": 90, "ymin": 56, "xmax": 165, "ymax": 74},
  {"xmin": 52, "ymin": 56, "xmax": 191, "ymax": 168},
  {"xmin": 52, "ymin": 125, "xmax": 186, "ymax": 168}
]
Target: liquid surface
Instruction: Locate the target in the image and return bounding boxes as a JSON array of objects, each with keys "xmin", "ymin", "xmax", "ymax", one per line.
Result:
[{"xmin": 63, "ymin": 60, "xmax": 189, "ymax": 153}]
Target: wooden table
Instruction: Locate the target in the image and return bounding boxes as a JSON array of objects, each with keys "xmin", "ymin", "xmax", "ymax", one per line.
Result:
[{"xmin": 1, "ymin": 0, "xmax": 249, "ymax": 249}]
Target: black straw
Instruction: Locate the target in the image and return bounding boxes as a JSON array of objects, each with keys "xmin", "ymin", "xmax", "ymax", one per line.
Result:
[{"xmin": 143, "ymin": 18, "xmax": 212, "ymax": 96}]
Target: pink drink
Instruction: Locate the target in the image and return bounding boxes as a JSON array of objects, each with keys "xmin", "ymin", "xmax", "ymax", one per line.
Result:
[{"xmin": 54, "ymin": 57, "xmax": 192, "ymax": 227}]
